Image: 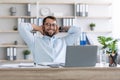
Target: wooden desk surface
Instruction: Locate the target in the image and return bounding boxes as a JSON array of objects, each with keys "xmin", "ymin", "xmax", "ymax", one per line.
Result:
[{"xmin": 0, "ymin": 67, "xmax": 120, "ymax": 80}]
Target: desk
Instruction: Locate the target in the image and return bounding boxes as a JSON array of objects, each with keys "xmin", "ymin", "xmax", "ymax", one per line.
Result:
[{"xmin": 0, "ymin": 67, "xmax": 120, "ymax": 80}]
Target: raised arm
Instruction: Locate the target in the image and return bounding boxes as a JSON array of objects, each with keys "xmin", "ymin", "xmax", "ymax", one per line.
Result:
[
  {"xmin": 18, "ymin": 23, "xmax": 44, "ymax": 48},
  {"xmin": 31, "ymin": 24, "xmax": 43, "ymax": 34},
  {"xmin": 64, "ymin": 26, "xmax": 81, "ymax": 45},
  {"xmin": 18, "ymin": 23, "xmax": 34, "ymax": 47}
]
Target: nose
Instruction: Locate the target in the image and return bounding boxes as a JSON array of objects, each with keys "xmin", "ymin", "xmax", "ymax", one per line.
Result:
[{"xmin": 49, "ymin": 25, "xmax": 54, "ymax": 29}]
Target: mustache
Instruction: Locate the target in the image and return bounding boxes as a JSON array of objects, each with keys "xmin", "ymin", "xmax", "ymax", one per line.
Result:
[{"xmin": 47, "ymin": 29, "xmax": 56, "ymax": 31}]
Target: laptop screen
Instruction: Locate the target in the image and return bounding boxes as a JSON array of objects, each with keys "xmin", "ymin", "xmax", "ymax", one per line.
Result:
[{"xmin": 65, "ymin": 45, "xmax": 98, "ymax": 67}]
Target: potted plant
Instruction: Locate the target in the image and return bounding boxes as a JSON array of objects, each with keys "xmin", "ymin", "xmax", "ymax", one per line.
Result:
[
  {"xmin": 97, "ymin": 36, "xmax": 118, "ymax": 67},
  {"xmin": 23, "ymin": 50, "xmax": 31, "ymax": 59},
  {"xmin": 13, "ymin": 26, "xmax": 18, "ymax": 31},
  {"xmin": 89, "ymin": 23, "xmax": 96, "ymax": 31},
  {"xmin": 97, "ymin": 36, "xmax": 112, "ymax": 49}
]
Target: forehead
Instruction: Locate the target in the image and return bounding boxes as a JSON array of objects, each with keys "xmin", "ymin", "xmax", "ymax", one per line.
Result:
[{"xmin": 45, "ymin": 18, "xmax": 57, "ymax": 23}]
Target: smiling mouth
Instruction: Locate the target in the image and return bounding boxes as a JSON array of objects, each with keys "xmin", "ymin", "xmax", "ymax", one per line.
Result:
[
  {"xmin": 48, "ymin": 30, "xmax": 54, "ymax": 34},
  {"xmin": 48, "ymin": 29, "xmax": 55, "ymax": 32}
]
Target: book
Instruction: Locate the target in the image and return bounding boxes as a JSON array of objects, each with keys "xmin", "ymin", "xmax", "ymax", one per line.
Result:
[
  {"xmin": 10, "ymin": 48, "xmax": 13, "ymax": 61},
  {"xmin": 38, "ymin": 18, "xmax": 43, "ymax": 26},
  {"xmin": 7, "ymin": 48, "xmax": 10, "ymax": 60},
  {"xmin": 30, "ymin": 18, "xmax": 34, "ymax": 24},
  {"xmin": 85, "ymin": 4, "xmax": 88, "ymax": 16},
  {"xmin": 27, "ymin": 4, "xmax": 31, "ymax": 16},
  {"xmin": 80, "ymin": 32, "xmax": 87, "ymax": 45},
  {"xmin": 79, "ymin": 4, "xmax": 83, "ymax": 16},
  {"xmin": 76, "ymin": 4, "xmax": 80, "ymax": 16},
  {"xmin": 63, "ymin": 18, "xmax": 67, "ymax": 26},
  {"xmin": 82, "ymin": 4, "xmax": 86, "ymax": 17},
  {"xmin": 13, "ymin": 48, "xmax": 16, "ymax": 60},
  {"xmin": 34, "ymin": 18, "xmax": 37, "ymax": 25},
  {"xmin": 69, "ymin": 19, "xmax": 71, "ymax": 26}
]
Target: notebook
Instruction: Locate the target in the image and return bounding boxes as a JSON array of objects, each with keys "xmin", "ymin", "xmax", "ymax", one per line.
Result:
[{"xmin": 65, "ymin": 45, "xmax": 98, "ymax": 67}]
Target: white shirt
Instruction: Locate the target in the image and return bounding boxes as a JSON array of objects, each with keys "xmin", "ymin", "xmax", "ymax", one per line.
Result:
[{"xmin": 18, "ymin": 23, "xmax": 81, "ymax": 64}]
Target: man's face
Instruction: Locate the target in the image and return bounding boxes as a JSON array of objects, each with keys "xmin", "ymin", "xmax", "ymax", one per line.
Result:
[{"xmin": 43, "ymin": 18, "xmax": 58, "ymax": 37}]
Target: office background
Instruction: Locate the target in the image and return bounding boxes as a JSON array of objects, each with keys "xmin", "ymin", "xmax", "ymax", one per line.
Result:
[{"xmin": 1, "ymin": 0, "xmax": 120, "ymax": 62}]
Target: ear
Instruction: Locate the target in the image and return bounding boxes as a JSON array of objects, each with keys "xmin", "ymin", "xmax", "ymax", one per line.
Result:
[
  {"xmin": 42, "ymin": 25, "xmax": 45, "ymax": 35},
  {"xmin": 55, "ymin": 25, "xmax": 59, "ymax": 34}
]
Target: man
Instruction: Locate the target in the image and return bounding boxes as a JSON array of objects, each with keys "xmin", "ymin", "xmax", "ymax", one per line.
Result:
[{"xmin": 18, "ymin": 16, "xmax": 80, "ymax": 65}]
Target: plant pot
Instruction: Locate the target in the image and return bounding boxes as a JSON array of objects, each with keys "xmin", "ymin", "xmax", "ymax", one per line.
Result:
[
  {"xmin": 90, "ymin": 27, "xmax": 94, "ymax": 31},
  {"xmin": 24, "ymin": 55, "xmax": 29, "ymax": 60},
  {"xmin": 109, "ymin": 53, "xmax": 118, "ymax": 67}
]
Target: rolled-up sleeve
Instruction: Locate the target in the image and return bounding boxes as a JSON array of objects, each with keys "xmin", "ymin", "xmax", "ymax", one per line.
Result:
[{"xmin": 65, "ymin": 26, "xmax": 81, "ymax": 45}]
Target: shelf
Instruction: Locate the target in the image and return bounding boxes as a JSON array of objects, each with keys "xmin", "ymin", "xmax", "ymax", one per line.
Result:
[
  {"xmin": 0, "ymin": 30, "xmax": 111, "ymax": 34},
  {"xmin": 0, "ymin": 16, "xmax": 75, "ymax": 19},
  {"xmin": 0, "ymin": 60, "xmax": 33, "ymax": 63},
  {"xmin": 0, "ymin": 31, "xmax": 18, "ymax": 33},
  {"xmin": 0, "ymin": 16, "xmax": 111, "ymax": 19},
  {"xmin": 0, "ymin": 2, "xmax": 34, "ymax": 4},
  {"xmin": 76, "ymin": 16, "xmax": 112, "ymax": 19},
  {"xmin": 0, "ymin": 2, "xmax": 112, "ymax": 5},
  {"xmin": 0, "ymin": 2, "xmax": 75, "ymax": 4},
  {"xmin": 76, "ymin": 2, "xmax": 112, "ymax": 6},
  {"xmin": 38, "ymin": 2, "xmax": 75, "ymax": 5},
  {"xmin": 0, "ymin": 2, "xmax": 76, "ymax": 4},
  {"xmin": 84, "ymin": 30, "xmax": 112, "ymax": 33},
  {"xmin": 39, "ymin": 16, "xmax": 75, "ymax": 18},
  {"xmin": 0, "ymin": 16, "xmax": 36, "ymax": 18},
  {"xmin": 0, "ymin": 45, "xmax": 27, "ymax": 48},
  {"xmin": 38, "ymin": 16, "xmax": 68, "ymax": 18}
]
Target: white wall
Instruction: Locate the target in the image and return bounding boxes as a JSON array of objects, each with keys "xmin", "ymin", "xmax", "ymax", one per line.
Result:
[
  {"xmin": 111, "ymin": 0, "xmax": 120, "ymax": 54},
  {"xmin": 112, "ymin": 0, "xmax": 120, "ymax": 38},
  {"xmin": 0, "ymin": 0, "xmax": 112, "ymax": 3}
]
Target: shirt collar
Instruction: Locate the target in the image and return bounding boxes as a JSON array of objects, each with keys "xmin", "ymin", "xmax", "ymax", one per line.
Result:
[{"xmin": 43, "ymin": 35, "xmax": 56, "ymax": 40}]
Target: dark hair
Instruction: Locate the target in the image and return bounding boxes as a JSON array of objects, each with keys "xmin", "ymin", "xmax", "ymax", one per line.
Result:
[{"xmin": 42, "ymin": 16, "xmax": 57, "ymax": 25}]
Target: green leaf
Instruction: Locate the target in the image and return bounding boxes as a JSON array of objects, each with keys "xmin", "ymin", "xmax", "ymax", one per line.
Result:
[{"xmin": 97, "ymin": 36, "xmax": 118, "ymax": 54}]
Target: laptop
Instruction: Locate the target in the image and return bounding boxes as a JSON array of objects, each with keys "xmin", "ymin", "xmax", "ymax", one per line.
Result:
[{"xmin": 65, "ymin": 45, "xmax": 98, "ymax": 67}]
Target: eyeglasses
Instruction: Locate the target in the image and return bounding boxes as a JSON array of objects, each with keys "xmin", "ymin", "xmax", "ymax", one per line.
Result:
[{"xmin": 45, "ymin": 23, "xmax": 57, "ymax": 27}]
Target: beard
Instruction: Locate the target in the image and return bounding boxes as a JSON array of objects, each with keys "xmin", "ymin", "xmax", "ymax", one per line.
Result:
[{"xmin": 44, "ymin": 29, "xmax": 56, "ymax": 37}]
